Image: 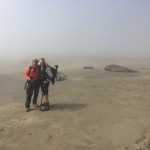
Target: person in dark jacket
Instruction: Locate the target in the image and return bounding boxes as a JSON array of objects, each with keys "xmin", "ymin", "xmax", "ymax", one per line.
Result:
[{"xmin": 38, "ymin": 58, "xmax": 53, "ymax": 110}]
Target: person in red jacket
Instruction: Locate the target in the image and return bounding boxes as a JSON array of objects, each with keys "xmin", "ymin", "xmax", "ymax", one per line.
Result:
[{"xmin": 24, "ymin": 58, "xmax": 40, "ymax": 112}]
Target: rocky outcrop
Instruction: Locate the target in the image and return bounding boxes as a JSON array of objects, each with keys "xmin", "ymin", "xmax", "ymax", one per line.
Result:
[
  {"xmin": 104, "ymin": 64, "xmax": 137, "ymax": 73},
  {"xmin": 118, "ymin": 131, "xmax": 150, "ymax": 150},
  {"xmin": 83, "ymin": 66, "xmax": 94, "ymax": 69},
  {"xmin": 56, "ymin": 72, "xmax": 65, "ymax": 81}
]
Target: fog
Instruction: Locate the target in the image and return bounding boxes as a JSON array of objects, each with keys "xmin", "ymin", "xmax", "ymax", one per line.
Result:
[{"xmin": 0, "ymin": 0, "xmax": 150, "ymax": 62}]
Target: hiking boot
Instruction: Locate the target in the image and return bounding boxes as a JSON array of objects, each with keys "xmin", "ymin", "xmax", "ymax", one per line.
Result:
[
  {"xmin": 33, "ymin": 104, "xmax": 39, "ymax": 108},
  {"xmin": 40, "ymin": 103, "xmax": 46, "ymax": 107},
  {"xmin": 45, "ymin": 103, "xmax": 49, "ymax": 110},
  {"xmin": 26, "ymin": 108, "xmax": 30, "ymax": 112}
]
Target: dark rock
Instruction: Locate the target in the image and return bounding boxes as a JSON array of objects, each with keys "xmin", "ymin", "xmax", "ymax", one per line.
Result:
[
  {"xmin": 104, "ymin": 64, "xmax": 138, "ymax": 73},
  {"xmin": 56, "ymin": 72, "xmax": 65, "ymax": 81},
  {"xmin": 83, "ymin": 66, "xmax": 94, "ymax": 69}
]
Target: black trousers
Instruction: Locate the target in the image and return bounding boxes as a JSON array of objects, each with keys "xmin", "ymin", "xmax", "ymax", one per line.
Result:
[{"xmin": 25, "ymin": 80, "xmax": 40, "ymax": 108}]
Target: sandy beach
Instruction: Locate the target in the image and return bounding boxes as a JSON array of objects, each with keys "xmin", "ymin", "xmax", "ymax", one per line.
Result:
[{"xmin": 0, "ymin": 57, "xmax": 150, "ymax": 150}]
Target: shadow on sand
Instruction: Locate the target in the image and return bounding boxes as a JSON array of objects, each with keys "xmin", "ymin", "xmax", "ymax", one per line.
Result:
[{"xmin": 49, "ymin": 103, "xmax": 88, "ymax": 111}]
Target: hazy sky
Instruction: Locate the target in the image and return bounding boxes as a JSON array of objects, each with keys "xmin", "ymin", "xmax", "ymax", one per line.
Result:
[{"xmin": 0, "ymin": 0, "xmax": 150, "ymax": 60}]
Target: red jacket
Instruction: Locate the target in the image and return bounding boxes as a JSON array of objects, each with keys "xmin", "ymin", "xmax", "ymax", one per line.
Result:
[{"xmin": 24, "ymin": 66, "xmax": 39, "ymax": 81}]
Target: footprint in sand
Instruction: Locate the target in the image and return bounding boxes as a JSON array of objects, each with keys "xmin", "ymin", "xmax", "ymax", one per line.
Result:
[
  {"xmin": 47, "ymin": 134, "xmax": 53, "ymax": 141},
  {"xmin": 0, "ymin": 128, "xmax": 4, "ymax": 132}
]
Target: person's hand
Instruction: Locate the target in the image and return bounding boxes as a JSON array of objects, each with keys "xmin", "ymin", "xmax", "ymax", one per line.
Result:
[
  {"xmin": 28, "ymin": 77, "xmax": 34, "ymax": 82},
  {"xmin": 44, "ymin": 79, "xmax": 50, "ymax": 84}
]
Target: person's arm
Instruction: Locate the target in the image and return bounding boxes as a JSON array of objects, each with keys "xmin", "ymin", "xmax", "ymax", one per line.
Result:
[
  {"xmin": 43, "ymin": 67, "xmax": 53, "ymax": 83},
  {"xmin": 24, "ymin": 67, "xmax": 31, "ymax": 80},
  {"xmin": 46, "ymin": 67, "xmax": 53, "ymax": 79}
]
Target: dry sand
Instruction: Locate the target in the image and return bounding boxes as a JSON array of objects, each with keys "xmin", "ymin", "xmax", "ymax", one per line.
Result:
[{"xmin": 1, "ymin": 57, "xmax": 150, "ymax": 150}]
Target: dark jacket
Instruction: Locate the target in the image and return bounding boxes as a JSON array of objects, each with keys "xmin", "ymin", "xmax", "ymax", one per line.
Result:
[{"xmin": 38, "ymin": 65, "xmax": 50, "ymax": 81}]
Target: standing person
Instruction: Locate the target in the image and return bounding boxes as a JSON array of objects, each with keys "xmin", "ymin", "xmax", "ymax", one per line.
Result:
[
  {"xmin": 24, "ymin": 58, "xmax": 40, "ymax": 112},
  {"xmin": 38, "ymin": 58, "xmax": 53, "ymax": 110}
]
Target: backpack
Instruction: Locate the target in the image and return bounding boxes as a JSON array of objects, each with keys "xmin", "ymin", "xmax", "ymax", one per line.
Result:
[
  {"xmin": 39, "ymin": 65, "xmax": 58, "ymax": 85},
  {"xmin": 49, "ymin": 65, "xmax": 59, "ymax": 85}
]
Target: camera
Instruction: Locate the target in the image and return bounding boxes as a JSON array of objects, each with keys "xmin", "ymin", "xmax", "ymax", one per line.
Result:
[{"xmin": 27, "ymin": 76, "xmax": 34, "ymax": 83}]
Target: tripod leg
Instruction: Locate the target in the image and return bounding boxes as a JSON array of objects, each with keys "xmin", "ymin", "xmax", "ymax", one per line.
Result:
[{"xmin": 39, "ymin": 94, "xmax": 43, "ymax": 110}]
